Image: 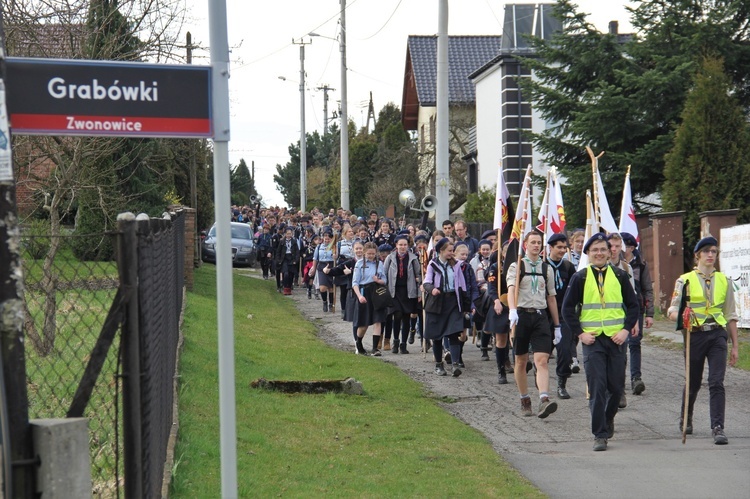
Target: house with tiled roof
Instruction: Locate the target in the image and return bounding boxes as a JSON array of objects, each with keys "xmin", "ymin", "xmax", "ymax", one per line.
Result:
[{"xmin": 401, "ymin": 35, "xmax": 501, "ymax": 202}]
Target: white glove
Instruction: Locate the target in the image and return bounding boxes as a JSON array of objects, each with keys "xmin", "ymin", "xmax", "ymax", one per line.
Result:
[
  {"xmin": 509, "ymin": 309, "xmax": 519, "ymax": 328},
  {"xmin": 553, "ymin": 326, "xmax": 562, "ymax": 346}
]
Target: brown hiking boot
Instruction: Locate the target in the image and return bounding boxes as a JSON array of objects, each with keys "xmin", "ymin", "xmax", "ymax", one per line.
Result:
[
  {"xmin": 538, "ymin": 396, "xmax": 558, "ymax": 419},
  {"xmin": 521, "ymin": 397, "xmax": 533, "ymax": 417}
]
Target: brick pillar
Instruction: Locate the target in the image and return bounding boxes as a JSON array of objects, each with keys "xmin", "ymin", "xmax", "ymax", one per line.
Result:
[
  {"xmin": 650, "ymin": 211, "xmax": 684, "ymax": 314},
  {"xmin": 699, "ymin": 209, "xmax": 739, "ymax": 271},
  {"xmin": 182, "ymin": 207, "xmax": 196, "ymax": 291}
]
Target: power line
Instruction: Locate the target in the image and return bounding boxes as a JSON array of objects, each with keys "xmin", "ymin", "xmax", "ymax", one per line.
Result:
[
  {"xmin": 358, "ymin": 0, "xmax": 404, "ymax": 40},
  {"xmin": 233, "ymin": 0, "xmax": 361, "ymax": 71}
]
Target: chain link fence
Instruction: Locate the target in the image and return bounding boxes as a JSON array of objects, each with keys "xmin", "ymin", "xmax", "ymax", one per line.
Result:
[
  {"xmin": 17, "ymin": 210, "xmax": 186, "ymax": 497},
  {"xmin": 22, "ymin": 226, "xmax": 123, "ymax": 497}
]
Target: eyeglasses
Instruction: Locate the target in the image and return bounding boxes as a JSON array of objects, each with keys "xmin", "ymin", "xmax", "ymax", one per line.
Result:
[{"xmin": 588, "ymin": 248, "xmax": 609, "ymax": 254}]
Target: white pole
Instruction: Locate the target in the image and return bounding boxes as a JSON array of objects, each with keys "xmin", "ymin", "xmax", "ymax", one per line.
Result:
[
  {"xmin": 435, "ymin": 0, "xmax": 450, "ymax": 223},
  {"xmin": 340, "ymin": 0, "xmax": 350, "ymax": 211},
  {"xmin": 299, "ymin": 43, "xmax": 308, "ymax": 213},
  {"xmin": 208, "ymin": 0, "xmax": 237, "ymax": 497}
]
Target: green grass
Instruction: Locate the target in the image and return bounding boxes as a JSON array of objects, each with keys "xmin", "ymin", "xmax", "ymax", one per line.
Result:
[
  {"xmin": 736, "ymin": 329, "xmax": 750, "ymax": 371},
  {"xmin": 172, "ymin": 266, "xmax": 542, "ymax": 498},
  {"xmin": 24, "ymin": 286, "xmax": 121, "ymax": 496}
]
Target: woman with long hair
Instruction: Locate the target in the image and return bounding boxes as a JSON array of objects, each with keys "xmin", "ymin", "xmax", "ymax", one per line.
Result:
[
  {"xmin": 454, "ymin": 241, "xmax": 479, "ymax": 368},
  {"xmin": 310, "ymin": 228, "xmax": 336, "ymax": 312},
  {"xmin": 325, "ymin": 240, "xmax": 364, "ymax": 347},
  {"xmin": 301, "ymin": 233, "xmax": 321, "ymax": 299},
  {"xmin": 333, "ymin": 224, "xmax": 357, "ymax": 317},
  {"xmin": 472, "ymin": 239, "xmax": 493, "ymax": 360},
  {"xmin": 352, "ymin": 242, "xmax": 387, "ymax": 356},
  {"xmin": 384, "ymin": 235, "xmax": 421, "ymax": 354},
  {"xmin": 423, "ymin": 238, "xmax": 468, "ymax": 377}
]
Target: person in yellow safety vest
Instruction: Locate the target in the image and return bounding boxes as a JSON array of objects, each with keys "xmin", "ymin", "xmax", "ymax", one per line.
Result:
[
  {"xmin": 667, "ymin": 236, "xmax": 739, "ymax": 445},
  {"xmin": 561, "ymin": 233, "xmax": 640, "ymax": 452}
]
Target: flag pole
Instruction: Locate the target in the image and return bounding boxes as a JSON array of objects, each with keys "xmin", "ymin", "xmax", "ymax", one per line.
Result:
[
  {"xmin": 586, "ymin": 146, "xmax": 605, "ymax": 232},
  {"xmin": 510, "ymin": 165, "xmax": 532, "ymax": 343}
]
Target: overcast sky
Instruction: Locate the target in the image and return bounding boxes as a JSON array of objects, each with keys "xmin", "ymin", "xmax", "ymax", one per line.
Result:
[{"xmin": 185, "ymin": 0, "xmax": 634, "ymax": 207}]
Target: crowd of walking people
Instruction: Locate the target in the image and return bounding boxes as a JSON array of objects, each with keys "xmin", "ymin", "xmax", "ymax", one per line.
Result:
[{"xmin": 236, "ymin": 204, "xmax": 739, "ymax": 451}]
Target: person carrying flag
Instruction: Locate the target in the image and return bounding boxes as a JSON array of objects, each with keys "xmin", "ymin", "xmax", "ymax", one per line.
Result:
[
  {"xmin": 667, "ymin": 236, "xmax": 739, "ymax": 445},
  {"xmin": 507, "ymin": 230, "xmax": 561, "ymax": 418}
]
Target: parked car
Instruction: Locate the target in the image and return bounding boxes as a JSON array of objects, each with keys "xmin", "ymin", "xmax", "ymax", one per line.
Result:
[{"xmin": 202, "ymin": 222, "xmax": 257, "ymax": 267}]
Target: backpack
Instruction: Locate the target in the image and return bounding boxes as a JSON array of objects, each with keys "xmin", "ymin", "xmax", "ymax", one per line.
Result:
[{"xmin": 518, "ymin": 259, "xmax": 552, "ymax": 296}]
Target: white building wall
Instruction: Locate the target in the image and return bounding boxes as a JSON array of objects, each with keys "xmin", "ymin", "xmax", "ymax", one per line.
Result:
[{"xmin": 475, "ymin": 66, "xmax": 503, "ymax": 190}]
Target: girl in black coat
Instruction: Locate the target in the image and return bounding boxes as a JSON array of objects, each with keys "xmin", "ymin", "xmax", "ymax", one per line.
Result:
[{"xmin": 275, "ymin": 227, "xmax": 300, "ymax": 295}]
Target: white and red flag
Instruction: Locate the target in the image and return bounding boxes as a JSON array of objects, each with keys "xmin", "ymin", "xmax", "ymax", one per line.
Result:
[{"xmin": 618, "ymin": 166, "xmax": 639, "ymax": 243}]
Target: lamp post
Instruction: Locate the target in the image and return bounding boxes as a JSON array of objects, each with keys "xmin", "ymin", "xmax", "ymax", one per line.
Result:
[
  {"xmin": 310, "ymin": 0, "xmax": 349, "ymax": 211},
  {"xmin": 292, "ymin": 38, "xmax": 311, "ymax": 212}
]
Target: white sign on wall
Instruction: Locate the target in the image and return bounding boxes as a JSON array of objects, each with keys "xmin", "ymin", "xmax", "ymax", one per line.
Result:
[{"xmin": 720, "ymin": 224, "xmax": 750, "ymax": 329}]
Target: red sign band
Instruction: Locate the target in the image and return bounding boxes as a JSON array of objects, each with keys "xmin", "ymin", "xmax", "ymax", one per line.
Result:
[{"xmin": 11, "ymin": 113, "xmax": 211, "ymax": 137}]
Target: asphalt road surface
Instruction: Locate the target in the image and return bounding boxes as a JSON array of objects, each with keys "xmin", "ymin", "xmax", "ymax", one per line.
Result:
[{"xmin": 279, "ymin": 282, "xmax": 750, "ymax": 499}]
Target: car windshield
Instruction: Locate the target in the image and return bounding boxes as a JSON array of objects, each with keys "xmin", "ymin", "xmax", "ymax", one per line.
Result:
[
  {"xmin": 208, "ymin": 225, "xmax": 252, "ymax": 241},
  {"xmin": 231, "ymin": 225, "xmax": 252, "ymax": 240}
]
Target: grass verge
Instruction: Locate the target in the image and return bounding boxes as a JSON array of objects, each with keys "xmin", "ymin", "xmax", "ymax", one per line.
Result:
[{"xmin": 171, "ymin": 266, "xmax": 541, "ymax": 497}]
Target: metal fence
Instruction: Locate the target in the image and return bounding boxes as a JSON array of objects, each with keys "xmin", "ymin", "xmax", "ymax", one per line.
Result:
[
  {"xmin": 22, "ymin": 229, "xmax": 123, "ymax": 497},
  {"xmin": 15, "ymin": 210, "xmax": 185, "ymax": 497}
]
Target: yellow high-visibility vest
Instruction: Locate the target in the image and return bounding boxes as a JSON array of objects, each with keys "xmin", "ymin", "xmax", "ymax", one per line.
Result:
[
  {"xmin": 680, "ymin": 270, "xmax": 728, "ymax": 327},
  {"xmin": 580, "ymin": 266, "xmax": 626, "ymax": 337}
]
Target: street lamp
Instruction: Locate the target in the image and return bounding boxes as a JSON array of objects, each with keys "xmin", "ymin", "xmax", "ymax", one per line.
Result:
[{"xmin": 309, "ymin": 0, "xmax": 349, "ymax": 211}]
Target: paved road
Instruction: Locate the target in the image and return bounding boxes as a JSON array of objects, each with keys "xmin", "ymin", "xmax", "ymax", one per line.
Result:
[{"xmin": 276, "ymin": 280, "xmax": 750, "ymax": 499}]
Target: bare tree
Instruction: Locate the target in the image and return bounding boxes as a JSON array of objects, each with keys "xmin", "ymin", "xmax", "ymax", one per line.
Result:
[{"xmin": 5, "ymin": 0, "xmax": 191, "ymax": 355}]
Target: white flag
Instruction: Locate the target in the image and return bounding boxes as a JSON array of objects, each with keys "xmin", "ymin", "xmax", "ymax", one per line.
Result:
[
  {"xmin": 595, "ymin": 167, "xmax": 619, "ymax": 234},
  {"xmin": 511, "ymin": 165, "xmax": 534, "ymax": 241},
  {"xmin": 551, "ymin": 169, "xmax": 566, "ymax": 234},
  {"xmin": 536, "ymin": 173, "xmax": 550, "ymax": 237},
  {"xmin": 493, "ymin": 165, "xmax": 511, "ymax": 231},
  {"xmin": 618, "ymin": 170, "xmax": 639, "ymax": 243}
]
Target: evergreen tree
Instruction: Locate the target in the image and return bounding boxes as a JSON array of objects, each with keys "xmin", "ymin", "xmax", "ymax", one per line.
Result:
[
  {"xmin": 662, "ymin": 56, "xmax": 750, "ymax": 257},
  {"xmin": 230, "ymin": 159, "xmax": 255, "ymax": 206},
  {"xmin": 463, "ymin": 186, "xmax": 495, "ymax": 223},
  {"xmin": 521, "ymin": 0, "xmax": 750, "ymax": 227}
]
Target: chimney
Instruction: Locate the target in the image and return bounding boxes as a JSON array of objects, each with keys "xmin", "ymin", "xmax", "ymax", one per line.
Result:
[{"xmin": 609, "ymin": 21, "xmax": 619, "ymax": 35}]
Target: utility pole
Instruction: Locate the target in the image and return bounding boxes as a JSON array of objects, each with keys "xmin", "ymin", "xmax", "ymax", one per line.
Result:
[
  {"xmin": 340, "ymin": 0, "xmax": 350, "ymax": 211},
  {"xmin": 435, "ymin": 0, "xmax": 450, "ymax": 223},
  {"xmin": 317, "ymin": 84, "xmax": 335, "ymax": 135},
  {"xmin": 292, "ymin": 38, "xmax": 311, "ymax": 212}
]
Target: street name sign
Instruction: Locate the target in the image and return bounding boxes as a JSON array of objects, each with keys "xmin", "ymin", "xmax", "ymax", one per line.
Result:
[{"xmin": 5, "ymin": 57, "xmax": 212, "ymax": 138}]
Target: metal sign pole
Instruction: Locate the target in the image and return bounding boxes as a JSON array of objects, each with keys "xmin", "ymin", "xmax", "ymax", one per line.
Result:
[{"xmin": 208, "ymin": 0, "xmax": 237, "ymax": 497}]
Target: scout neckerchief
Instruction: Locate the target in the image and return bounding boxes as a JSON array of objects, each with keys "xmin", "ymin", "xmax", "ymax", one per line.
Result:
[
  {"xmin": 694, "ymin": 267, "xmax": 716, "ymax": 315},
  {"xmin": 593, "ymin": 265, "xmax": 607, "ymax": 307},
  {"xmin": 523, "ymin": 256, "xmax": 541, "ymax": 295},
  {"xmin": 547, "ymin": 257, "xmax": 564, "ymax": 291}
]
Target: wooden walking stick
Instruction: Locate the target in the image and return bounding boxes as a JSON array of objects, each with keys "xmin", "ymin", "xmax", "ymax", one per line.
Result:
[{"xmin": 679, "ymin": 280, "xmax": 694, "ymax": 444}]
